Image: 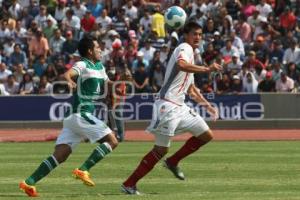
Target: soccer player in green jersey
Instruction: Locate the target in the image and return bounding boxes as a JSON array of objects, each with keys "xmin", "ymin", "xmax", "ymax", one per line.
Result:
[{"xmin": 19, "ymin": 36, "xmax": 119, "ymax": 197}]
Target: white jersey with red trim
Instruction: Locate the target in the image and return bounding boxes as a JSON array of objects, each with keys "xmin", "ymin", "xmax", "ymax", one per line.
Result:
[{"xmin": 159, "ymin": 42, "xmax": 195, "ymax": 105}]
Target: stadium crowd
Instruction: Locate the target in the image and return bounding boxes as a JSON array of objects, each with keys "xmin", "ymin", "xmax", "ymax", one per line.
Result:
[{"xmin": 0, "ymin": 0, "xmax": 300, "ymax": 96}]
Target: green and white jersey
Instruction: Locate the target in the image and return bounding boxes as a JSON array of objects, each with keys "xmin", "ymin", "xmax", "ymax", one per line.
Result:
[{"xmin": 72, "ymin": 58, "xmax": 108, "ymax": 114}]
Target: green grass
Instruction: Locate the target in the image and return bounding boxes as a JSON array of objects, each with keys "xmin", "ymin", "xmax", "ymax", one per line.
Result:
[{"xmin": 1, "ymin": 141, "xmax": 300, "ymax": 200}]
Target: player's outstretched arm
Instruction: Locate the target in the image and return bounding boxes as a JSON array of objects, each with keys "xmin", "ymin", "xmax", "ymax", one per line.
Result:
[
  {"xmin": 177, "ymin": 60, "xmax": 222, "ymax": 73},
  {"xmin": 188, "ymin": 84, "xmax": 219, "ymax": 121},
  {"xmin": 64, "ymin": 68, "xmax": 78, "ymax": 89}
]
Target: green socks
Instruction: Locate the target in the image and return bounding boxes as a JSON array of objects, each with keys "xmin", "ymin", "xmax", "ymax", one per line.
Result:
[
  {"xmin": 79, "ymin": 142, "xmax": 112, "ymax": 171},
  {"xmin": 25, "ymin": 155, "xmax": 59, "ymax": 185}
]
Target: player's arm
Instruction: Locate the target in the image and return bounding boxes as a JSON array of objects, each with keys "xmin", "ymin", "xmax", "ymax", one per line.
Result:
[
  {"xmin": 188, "ymin": 84, "xmax": 219, "ymax": 121},
  {"xmin": 63, "ymin": 68, "xmax": 78, "ymax": 89},
  {"xmin": 177, "ymin": 59, "xmax": 222, "ymax": 73}
]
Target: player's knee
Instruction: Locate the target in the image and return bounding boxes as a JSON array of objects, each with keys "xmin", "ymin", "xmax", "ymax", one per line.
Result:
[
  {"xmin": 197, "ymin": 129, "xmax": 214, "ymax": 142},
  {"xmin": 153, "ymin": 146, "xmax": 169, "ymax": 157},
  {"xmin": 54, "ymin": 144, "xmax": 72, "ymax": 164},
  {"xmin": 108, "ymin": 134, "xmax": 119, "ymax": 149}
]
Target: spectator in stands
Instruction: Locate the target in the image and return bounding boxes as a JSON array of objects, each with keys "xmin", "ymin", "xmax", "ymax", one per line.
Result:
[
  {"xmin": 227, "ymin": 52, "xmax": 243, "ymax": 75},
  {"xmin": 256, "ymin": 0, "xmax": 273, "ymax": 18},
  {"xmin": 211, "ymin": 31, "xmax": 223, "ymax": 52},
  {"xmin": 133, "ymin": 63, "xmax": 150, "ymax": 93},
  {"xmin": 33, "ymin": 55, "xmax": 48, "ymax": 77},
  {"xmin": 139, "ymin": 9, "xmax": 152, "ymax": 35},
  {"xmin": 269, "ymin": 40, "xmax": 284, "ymax": 63},
  {"xmin": 122, "ymin": 0, "xmax": 138, "ymax": 22},
  {"xmin": 258, "ymin": 71, "xmax": 275, "ymax": 92},
  {"xmin": 72, "ymin": 0, "xmax": 87, "ymax": 19},
  {"xmin": 62, "ymin": 9, "xmax": 81, "ymax": 40},
  {"xmin": 35, "ymin": 5, "xmax": 56, "ymax": 29},
  {"xmin": 8, "ymin": 43, "xmax": 27, "ymax": 71},
  {"xmin": 18, "ymin": 73, "xmax": 34, "ymax": 95},
  {"xmin": 95, "ymin": 8, "xmax": 112, "ymax": 33},
  {"xmin": 286, "ymin": 62, "xmax": 299, "ymax": 81},
  {"xmin": 43, "ymin": 63, "xmax": 58, "ymax": 83},
  {"xmin": 4, "ymin": 74, "xmax": 19, "ymax": 95},
  {"xmin": 276, "ymin": 72, "xmax": 295, "ymax": 92},
  {"xmin": 252, "ymin": 35, "xmax": 269, "ymax": 66},
  {"xmin": 81, "ymin": 10, "xmax": 96, "ymax": 33},
  {"xmin": 243, "ymin": 51, "xmax": 265, "ymax": 72},
  {"xmin": 151, "ymin": 5, "xmax": 165, "ymax": 38},
  {"xmin": 237, "ymin": 13, "xmax": 252, "ymax": 44},
  {"xmin": 230, "ymin": 30, "xmax": 245, "ymax": 59},
  {"xmin": 230, "ymin": 74, "xmax": 243, "ymax": 94},
  {"xmin": 99, "ymin": 40, "xmax": 110, "ymax": 64},
  {"xmin": 283, "ymin": 39, "xmax": 300, "ymax": 66},
  {"xmin": 0, "ymin": 62, "xmax": 12, "ymax": 83},
  {"xmin": 43, "ymin": 18, "xmax": 57, "ymax": 41},
  {"xmin": 243, "ymin": 72, "xmax": 258, "ymax": 93},
  {"xmin": 270, "ymin": 59, "xmax": 283, "ymax": 81},
  {"xmin": 220, "ymin": 16, "xmax": 234, "ymax": 37},
  {"xmin": 49, "ymin": 28, "xmax": 66, "ymax": 59},
  {"xmin": 220, "ymin": 39, "xmax": 240, "ymax": 62},
  {"xmin": 28, "ymin": 28, "xmax": 49, "ymax": 63},
  {"xmin": 139, "ymin": 38, "xmax": 156, "ymax": 63},
  {"xmin": 225, "ymin": 0, "xmax": 242, "ymax": 20},
  {"xmin": 132, "ymin": 51, "xmax": 149, "ymax": 73},
  {"xmin": 35, "ymin": 75, "xmax": 52, "ymax": 94},
  {"xmin": 112, "ymin": 8, "xmax": 130, "ymax": 39},
  {"xmin": 8, "ymin": 0, "xmax": 22, "ymax": 19},
  {"xmin": 54, "ymin": 0, "xmax": 67, "ymax": 23},
  {"xmin": 190, "ymin": 9, "xmax": 207, "ymax": 29},
  {"xmin": 14, "ymin": 19, "xmax": 27, "ymax": 44},
  {"xmin": 87, "ymin": 0, "xmax": 103, "ymax": 18},
  {"xmin": 241, "ymin": 0, "xmax": 257, "ymax": 17},
  {"xmin": 13, "ymin": 63, "xmax": 26, "ymax": 83},
  {"xmin": 203, "ymin": 18, "xmax": 216, "ymax": 42},
  {"xmin": 0, "ymin": 83, "xmax": 9, "ymax": 95},
  {"xmin": 279, "ymin": 6, "xmax": 296, "ymax": 31},
  {"xmin": 3, "ymin": 37, "xmax": 15, "ymax": 61},
  {"xmin": 124, "ymin": 43, "xmax": 137, "ymax": 68},
  {"xmin": 254, "ymin": 64, "xmax": 267, "ymax": 83},
  {"xmin": 62, "ymin": 30, "xmax": 78, "ymax": 61}
]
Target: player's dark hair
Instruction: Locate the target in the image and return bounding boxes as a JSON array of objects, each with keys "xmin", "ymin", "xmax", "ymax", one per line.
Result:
[
  {"xmin": 183, "ymin": 21, "xmax": 202, "ymax": 34},
  {"xmin": 78, "ymin": 35, "xmax": 97, "ymax": 57}
]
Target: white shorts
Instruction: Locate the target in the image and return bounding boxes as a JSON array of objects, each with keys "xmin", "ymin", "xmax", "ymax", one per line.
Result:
[
  {"xmin": 146, "ymin": 100, "xmax": 209, "ymax": 147},
  {"xmin": 56, "ymin": 113, "xmax": 112, "ymax": 150}
]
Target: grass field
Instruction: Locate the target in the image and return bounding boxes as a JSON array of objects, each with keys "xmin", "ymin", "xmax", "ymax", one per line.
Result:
[{"xmin": 1, "ymin": 141, "xmax": 300, "ymax": 200}]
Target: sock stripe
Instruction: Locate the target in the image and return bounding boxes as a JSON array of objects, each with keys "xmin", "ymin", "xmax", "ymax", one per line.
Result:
[
  {"xmin": 43, "ymin": 160, "xmax": 53, "ymax": 171},
  {"xmin": 95, "ymin": 146, "xmax": 105, "ymax": 157},
  {"xmin": 51, "ymin": 155, "xmax": 59, "ymax": 166}
]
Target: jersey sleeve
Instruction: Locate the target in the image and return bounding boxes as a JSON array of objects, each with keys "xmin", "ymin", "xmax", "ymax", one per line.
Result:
[
  {"xmin": 72, "ymin": 61, "xmax": 86, "ymax": 75},
  {"xmin": 176, "ymin": 43, "xmax": 194, "ymax": 63}
]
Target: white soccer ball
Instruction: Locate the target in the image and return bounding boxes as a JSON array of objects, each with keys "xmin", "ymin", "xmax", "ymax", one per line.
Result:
[{"xmin": 164, "ymin": 6, "xmax": 187, "ymax": 30}]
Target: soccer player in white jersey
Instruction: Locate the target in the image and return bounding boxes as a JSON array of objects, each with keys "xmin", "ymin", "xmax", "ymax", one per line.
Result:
[
  {"xmin": 19, "ymin": 36, "xmax": 119, "ymax": 197},
  {"xmin": 121, "ymin": 21, "xmax": 222, "ymax": 195}
]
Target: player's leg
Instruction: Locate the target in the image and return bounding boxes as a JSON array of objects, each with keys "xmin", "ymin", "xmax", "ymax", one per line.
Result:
[
  {"xmin": 122, "ymin": 134, "xmax": 170, "ymax": 194},
  {"xmin": 164, "ymin": 107, "xmax": 212, "ymax": 180},
  {"xmin": 77, "ymin": 133, "xmax": 118, "ymax": 172},
  {"xmin": 73, "ymin": 113, "xmax": 118, "ymax": 186},
  {"xmin": 19, "ymin": 127, "xmax": 77, "ymax": 197}
]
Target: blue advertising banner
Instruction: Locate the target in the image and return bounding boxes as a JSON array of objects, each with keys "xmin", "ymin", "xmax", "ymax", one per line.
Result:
[{"xmin": 0, "ymin": 94, "xmax": 263, "ymax": 121}]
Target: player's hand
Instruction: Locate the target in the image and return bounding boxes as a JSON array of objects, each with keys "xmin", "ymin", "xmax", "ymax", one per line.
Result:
[
  {"xmin": 207, "ymin": 105, "xmax": 219, "ymax": 121},
  {"xmin": 209, "ymin": 62, "xmax": 223, "ymax": 72},
  {"xmin": 69, "ymin": 81, "xmax": 77, "ymax": 90}
]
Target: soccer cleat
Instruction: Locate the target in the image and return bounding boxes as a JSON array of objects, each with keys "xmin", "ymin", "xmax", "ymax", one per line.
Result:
[
  {"xmin": 163, "ymin": 160, "xmax": 185, "ymax": 180},
  {"xmin": 121, "ymin": 184, "xmax": 141, "ymax": 195},
  {"xmin": 72, "ymin": 168, "xmax": 95, "ymax": 186},
  {"xmin": 19, "ymin": 181, "xmax": 38, "ymax": 197}
]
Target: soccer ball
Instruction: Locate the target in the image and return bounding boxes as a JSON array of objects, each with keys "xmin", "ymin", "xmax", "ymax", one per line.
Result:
[{"xmin": 164, "ymin": 6, "xmax": 187, "ymax": 29}]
